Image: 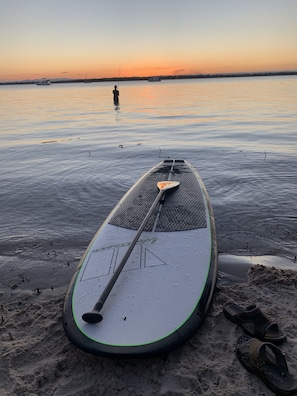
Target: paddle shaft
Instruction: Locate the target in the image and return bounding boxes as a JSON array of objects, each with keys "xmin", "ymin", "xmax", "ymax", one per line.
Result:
[
  {"xmin": 82, "ymin": 180, "xmax": 180, "ymax": 323},
  {"xmin": 93, "ymin": 188, "xmax": 167, "ymax": 312}
]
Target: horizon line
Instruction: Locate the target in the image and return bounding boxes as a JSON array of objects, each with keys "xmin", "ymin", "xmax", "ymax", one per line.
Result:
[{"xmin": 1, "ymin": 70, "xmax": 297, "ymax": 85}]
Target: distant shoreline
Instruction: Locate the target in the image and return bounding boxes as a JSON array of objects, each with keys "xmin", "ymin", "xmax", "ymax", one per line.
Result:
[{"xmin": 1, "ymin": 70, "xmax": 296, "ymax": 86}]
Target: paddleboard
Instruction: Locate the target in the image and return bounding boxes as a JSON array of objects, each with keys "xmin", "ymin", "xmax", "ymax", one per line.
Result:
[{"xmin": 63, "ymin": 159, "xmax": 218, "ymax": 357}]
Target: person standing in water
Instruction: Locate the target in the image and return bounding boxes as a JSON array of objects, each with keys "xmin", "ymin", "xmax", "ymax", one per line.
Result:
[{"xmin": 113, "ymin": 85, "xmax": 119, "ymax": 106}]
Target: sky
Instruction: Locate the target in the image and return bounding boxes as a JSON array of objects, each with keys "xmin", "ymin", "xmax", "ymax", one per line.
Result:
[{"xmin": 1, "ymin": 0, "xmax": 297, "ymax": 82}]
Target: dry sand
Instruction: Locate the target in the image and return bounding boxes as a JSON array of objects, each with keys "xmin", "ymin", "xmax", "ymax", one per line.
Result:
[{"xmin": 1, "ymin": 264, "xmax": 297, "ymax": 396}]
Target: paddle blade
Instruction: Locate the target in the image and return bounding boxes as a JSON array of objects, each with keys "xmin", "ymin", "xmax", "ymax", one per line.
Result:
[{"xmin": 157, "ymin": 181, "xmax": 180, "ymax": 192}]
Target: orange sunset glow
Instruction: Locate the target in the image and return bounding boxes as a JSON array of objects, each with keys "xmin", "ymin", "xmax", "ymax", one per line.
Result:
[{"xmin": 1, "ymin": 1, "xmax": 297, "ymax": 82}]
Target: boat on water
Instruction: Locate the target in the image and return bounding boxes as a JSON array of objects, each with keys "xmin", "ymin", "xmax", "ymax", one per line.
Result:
[
  {"xmin": 36, "ymin": 78, "xmax": 51, "ymax": 86},
  {"xmin": 148, "ymin": 76, "xmax": 161, "ymax": 82}
]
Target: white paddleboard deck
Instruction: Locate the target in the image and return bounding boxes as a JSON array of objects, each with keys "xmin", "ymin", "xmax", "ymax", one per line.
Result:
[{"xmin": 63, "ymin": 159, "xmax": 217, "ymax": 357}]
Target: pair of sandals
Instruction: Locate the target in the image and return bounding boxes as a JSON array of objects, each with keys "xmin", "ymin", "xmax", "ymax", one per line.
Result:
[{"xmin": 223, "ymin": 302, "xmax": 297, "ymax": 395}]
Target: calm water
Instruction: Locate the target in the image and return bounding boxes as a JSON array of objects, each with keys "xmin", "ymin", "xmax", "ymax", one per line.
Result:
[{"xmin": 0, "ymin": 76, "xmax": 296, "ymax": 290}]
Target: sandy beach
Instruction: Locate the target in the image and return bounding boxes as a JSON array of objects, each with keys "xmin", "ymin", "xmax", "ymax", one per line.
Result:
[{"xmin": 1, "ymin": 263, "xmax": 297, "ymax": 396}]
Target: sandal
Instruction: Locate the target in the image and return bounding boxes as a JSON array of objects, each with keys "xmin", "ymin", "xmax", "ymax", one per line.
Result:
[
  {"xmin": 236, "ymin": 335, "xmax": 297, "ymax": 395},
  {"xmin": 223, "ymin": 302, "xmax": 286, "ymax": 344}
]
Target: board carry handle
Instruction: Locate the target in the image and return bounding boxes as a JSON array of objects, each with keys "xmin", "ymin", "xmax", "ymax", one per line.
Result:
[{"xmin": 82, "ymin": 180, "xmax": 180, "ymax": 324}]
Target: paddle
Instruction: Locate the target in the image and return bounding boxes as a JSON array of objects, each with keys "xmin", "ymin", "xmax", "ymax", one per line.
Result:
[{"xmin": 82, "ymin": 180, "xmax": 180, "ymax": 324}]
